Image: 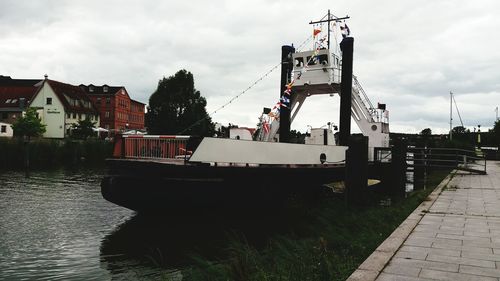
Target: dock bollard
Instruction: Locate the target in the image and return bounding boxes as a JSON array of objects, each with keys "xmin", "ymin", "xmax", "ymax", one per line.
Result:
[{"xmin": 345, "ymin": 135, "xmax": 368, "ymax": 206}]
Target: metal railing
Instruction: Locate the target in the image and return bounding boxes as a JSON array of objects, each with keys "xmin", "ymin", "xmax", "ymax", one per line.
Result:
[
  {"xmin": 121, "ymin": 135, "xmax": 191, "ymax": 160},
  {"xmin": 374, "ymin": 146, "xmax": 487, "ymax": 174}
]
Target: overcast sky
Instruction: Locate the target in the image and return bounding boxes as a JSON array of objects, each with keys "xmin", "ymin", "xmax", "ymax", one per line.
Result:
[{"xmin": 1, "ymin": 0, "xmax": 499, "ymax": 134}]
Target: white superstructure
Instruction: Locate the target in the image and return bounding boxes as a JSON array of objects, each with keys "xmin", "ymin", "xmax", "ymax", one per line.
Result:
[{"xmin": 258, "ymin": 47, "xmax": 390, "ymax": 159}]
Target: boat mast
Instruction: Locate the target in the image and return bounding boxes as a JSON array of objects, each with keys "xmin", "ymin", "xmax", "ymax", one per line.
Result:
[
  {"xmin": 309, "ymin": 12, "xmax": 349, "ymax": 49},
  {"xmin": 449, "ymin": 91, "xmax": 453, "ymax": 141}
]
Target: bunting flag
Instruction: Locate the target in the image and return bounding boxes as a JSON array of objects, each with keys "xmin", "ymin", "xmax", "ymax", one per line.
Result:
[
  {"xmin": 281, "ymin": 96, "xmax": 290, "ymax": 104},
  {"xmin": 263, "ymin": 121, "xmax": 270, "ymax": 133},
  {"xmin": 340, "ymin": 23, "xmax": 350, "ymax": 38},
  {"xmin": 267, "ymin": 32, "xmax": 331, "ymax": 121}
]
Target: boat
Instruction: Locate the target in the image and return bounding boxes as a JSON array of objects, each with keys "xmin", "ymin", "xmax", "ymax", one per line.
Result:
[{"xmin": 101, "ymin": 12, "xmax": 390, "ymax": 213}]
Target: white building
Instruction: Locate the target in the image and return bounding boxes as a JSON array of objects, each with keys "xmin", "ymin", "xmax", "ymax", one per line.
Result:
[
  {"xmin": 30, "ymin": 77, "xmax": 100, "ymax": 138},
  {"xmin": 0, "ymin": 122, "xmax": 13, "ymax": 137}
]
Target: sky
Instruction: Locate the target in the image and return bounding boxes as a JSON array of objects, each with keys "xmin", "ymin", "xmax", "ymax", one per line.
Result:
[{"xmin": 1, "ymin": 0, "xmax": 499, "ymax": 134}]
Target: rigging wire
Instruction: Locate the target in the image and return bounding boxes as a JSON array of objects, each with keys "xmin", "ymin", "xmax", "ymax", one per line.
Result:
[
  {"xmin": 452, "ymin": 94, "xmax": 464, "ymax": 127},
  {"xmin": 177, "ymin": 34, "xmax": 315, "ymax": 134}
]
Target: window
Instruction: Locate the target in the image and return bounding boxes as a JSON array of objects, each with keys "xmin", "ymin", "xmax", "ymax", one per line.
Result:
[
  {"xmin": 46, "ymin": 97, "xmax": 52, "ymax": 105},
  {"xmin": 1, "ymin": 125, "xmax": 6, "ymax": 133},
  {"xmin": 1, "ymin": 113, "xmax": 7, "ymax": 119},
  {"xmin": 106, "ymin": 97, "xmax": 110, "ymax": 104},
  {"xmin": 66, "ymin": 113, "xmax": 70, "ymax": 119},
  {"xmin": 318, "ymin": 54, "xmax": 328, "ymax": 66},
  {"xmin": 306, "ymin": 56, "xmax": 316, "ymax": 66},
  {"xmin": 103, "ymin": 86, "xmax": 108, "ymax": 93},
  {"xmin": 5, "ymin": 99, "xmax": 11, "ymax": 104},
  {"xmin": 295, "ymin": 57, "xmax": 304, "ymax": 67},
  {"xmin": 72, "ymin": 113, "xmax": 76, "ymax": 119},
  {"xmin": 105, "ymin": 111, "xmax": 110, "ymax": 118},
  {"xmin": 78, "ymin": 113, "xmax": 82, "ymax": 120},
  {"xmin": 96, "ymin": 98, "xmax": 101, "ymax": 104}
]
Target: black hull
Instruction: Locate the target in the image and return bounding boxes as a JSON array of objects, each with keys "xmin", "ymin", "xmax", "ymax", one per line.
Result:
[{"xmin": 101, "ymin": 159, "xmax": 346, "ymax": 213}]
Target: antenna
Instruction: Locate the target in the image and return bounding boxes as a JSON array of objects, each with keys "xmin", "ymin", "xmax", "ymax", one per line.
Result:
[{"xmin": 309, "ymin": 11, "xmax": 349, "ymax": 49}]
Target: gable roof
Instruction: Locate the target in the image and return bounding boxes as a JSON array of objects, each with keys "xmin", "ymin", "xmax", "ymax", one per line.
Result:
[{"xmin": 45, "ymin": 80, "xmax": 98, "ymax": 114}]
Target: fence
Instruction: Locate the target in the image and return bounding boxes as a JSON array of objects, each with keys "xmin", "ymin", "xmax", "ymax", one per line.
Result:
[
  {"xmin": 374, "ymin": 146, "xmax": 487, "ymax": 174},
  {"xmin": 116, "ymin": 135, "xmax": 191, "ymax": 160}
]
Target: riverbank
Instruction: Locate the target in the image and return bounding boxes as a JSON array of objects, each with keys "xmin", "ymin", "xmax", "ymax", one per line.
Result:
[
  {"xmin": 0, "ymin": 138, "xmax": 113, "ymax": 169},
  {"xmin": 175, "ymin": 169, "xmax": 451, "ymax": 281}
]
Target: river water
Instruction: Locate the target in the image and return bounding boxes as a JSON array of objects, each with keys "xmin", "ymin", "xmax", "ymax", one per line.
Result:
[{"xmin": 0, "ymin": 169, "xmax": 176, "ymax": 281}]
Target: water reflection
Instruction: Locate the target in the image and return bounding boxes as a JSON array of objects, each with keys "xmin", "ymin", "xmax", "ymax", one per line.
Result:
[
  {"xmin": 0, "ymin": 169, "xmax": 325, "ymax": 280},
  {"xmin": 99, "ymin": 205, "xmax": 313, "ymax": 275},
  {"xmin": 0, "ymin": 169, "xmax": 167, "ymax": 281}
]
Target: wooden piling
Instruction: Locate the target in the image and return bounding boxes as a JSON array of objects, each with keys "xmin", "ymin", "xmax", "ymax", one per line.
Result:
[
  {"xmin": 345, "ymin": 135, "xmax": 368, "ymax": 206},
  {"xmin": 391, "ymin": 139, "xmax": 407, "ymax": 197}
]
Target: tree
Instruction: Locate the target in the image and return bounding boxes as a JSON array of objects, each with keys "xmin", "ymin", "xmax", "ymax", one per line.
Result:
[
  {"xmin": 71, "ymin": 118, "xmax": 96, "ymax": 140},
  {"xmin": 420, "ymin": 128, "xmax": 432, "ymax": 136},
  {"xmin": 12, "ymin": 107, "xmax": 46, "ymax": 140},
  {"xmin": 146, "ymin": 70, "xmax": 214, "ymax": 136},
  {"xmin": 452, "ymin": 126, "xmax": 468, "ymax": 135},
  {"xmin": 492, "ymin": 120, "xmax": 500, "ymax": 145}
]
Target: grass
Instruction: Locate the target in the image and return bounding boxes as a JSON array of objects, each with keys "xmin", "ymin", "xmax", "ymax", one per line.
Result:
[{"xmin": 176, "ymin": 169, "xmax": 451, "ymax": 281}]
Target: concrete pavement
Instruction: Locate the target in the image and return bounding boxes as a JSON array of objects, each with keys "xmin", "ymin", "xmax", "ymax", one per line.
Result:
[{"xmin": 348, "ymin": 161, "xmax": 500, "ymax": 281}]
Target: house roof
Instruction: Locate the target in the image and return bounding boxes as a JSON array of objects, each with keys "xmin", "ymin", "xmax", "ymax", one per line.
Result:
[
  {"xmin": 0, "ymin": 75, "xmax": 42, "ymax": 87},
  {"xmin": 130, "ymin": 99, "xmax": 146, "ymax": 106},
  {"xmin": 0, "ymin": 77, "xmax": 41, "ymax": 109},
  {"xmin": 46, "ymin": 80, "xmax": 99, "ymax": 114},
  {"xmin": 79, "ymin": 84, "xmax": 124, "ymax": 96}
]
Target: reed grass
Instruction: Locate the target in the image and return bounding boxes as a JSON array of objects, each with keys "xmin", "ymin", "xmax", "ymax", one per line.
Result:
[{"xmin": 180, "ymin": 169, "xmax": 450, "ymax": 281}]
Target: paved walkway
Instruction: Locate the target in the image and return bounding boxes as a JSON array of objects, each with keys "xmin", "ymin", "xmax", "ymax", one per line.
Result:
[{"xmin": 349, "ymin": 161, "xmax": 500, "ymax": 281}]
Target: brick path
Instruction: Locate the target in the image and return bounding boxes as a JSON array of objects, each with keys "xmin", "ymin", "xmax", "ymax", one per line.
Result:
[{"xmin": 349, "ymin": 161, "xmax": 500, "ymax": 281}]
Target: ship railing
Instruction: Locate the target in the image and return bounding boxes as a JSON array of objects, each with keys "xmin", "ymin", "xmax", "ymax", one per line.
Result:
[{"xmin": 113, "ymin": 135, "xmax": 192, "ymax": 160}]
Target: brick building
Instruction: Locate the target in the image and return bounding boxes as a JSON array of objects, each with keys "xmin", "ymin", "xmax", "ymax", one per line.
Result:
[{"xmin": 80, "ymin": 84, "xmax": 145, "ymax": 132}]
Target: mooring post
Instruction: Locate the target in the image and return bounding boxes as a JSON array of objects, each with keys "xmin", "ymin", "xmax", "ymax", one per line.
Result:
[
  {"xmin": 391, "ymin": 139, "xmax": 408, "ymax": 197},
  {"xmin": 413, "ymin": 141, "xmax": 424, "ymax": 190},
  {"xmin": 279, "ymin": 45, "xmax": 295, "ymax": 143},
  {"xmin": 345, "ymin": 135, "xmax": 368, "ymax": 205},
  {"xmin": 339, "ymin": 37, "xmax": 354, "ymax": 146}
]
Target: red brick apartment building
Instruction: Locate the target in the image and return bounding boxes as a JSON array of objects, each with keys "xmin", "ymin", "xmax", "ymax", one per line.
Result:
[{"xmin": 80, "ymin": 84, "xmax": 145, "ymax": 132}]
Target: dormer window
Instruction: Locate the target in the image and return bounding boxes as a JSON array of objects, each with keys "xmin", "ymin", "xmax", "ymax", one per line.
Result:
[
  {"xmin": 11, "ymin": 99, "xmax": 17, "ymax": 104},
  {"xmin": 103, "ymin": 86, "xmax": 109, "ymax": 93},
  {"xmin": 89, "ymin": 85, "xmax": 94, "ymax": 93},
  {"xmin": 5, "ymin": 99, "xmax": 11, "ymax": 104}
]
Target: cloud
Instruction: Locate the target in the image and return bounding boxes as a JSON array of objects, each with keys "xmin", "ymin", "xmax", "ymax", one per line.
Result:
[{"xmin": 1, "ymin": 0, "xmax": 499, "ymax": 134}]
